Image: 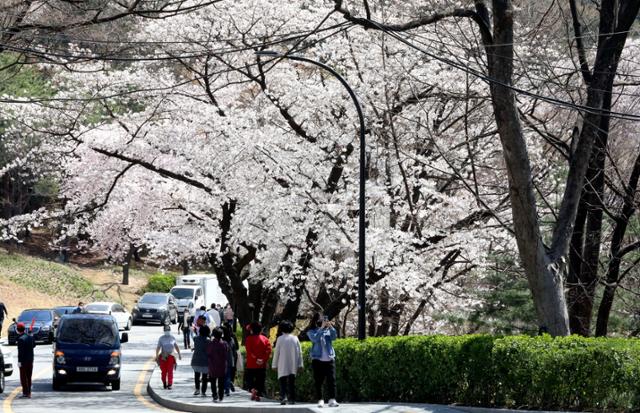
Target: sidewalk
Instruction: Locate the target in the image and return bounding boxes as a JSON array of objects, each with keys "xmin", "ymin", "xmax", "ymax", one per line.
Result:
[
  {"xmin": 147, "ymin": 362, "xmax": 468, "ymax": 413},
  {"xmin": 146, "ymin": 360, "xmax": 563, "ymax": 413}
]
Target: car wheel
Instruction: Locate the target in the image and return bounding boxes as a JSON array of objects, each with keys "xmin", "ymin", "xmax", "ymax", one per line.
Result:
[
  {"xmin": 52, "ymin": 377, "xmax": 62, "ymax": 391},
  {"xmin": 0, "ymin": 369, "xmax": 5, "ymax": 394},
  {"xmin": 111, "ymin": 379, "xmax": 121, "ymax": 391},
  {"xmin": 125, "ymin": 318, "xmax": 132, "ymax": 331}
]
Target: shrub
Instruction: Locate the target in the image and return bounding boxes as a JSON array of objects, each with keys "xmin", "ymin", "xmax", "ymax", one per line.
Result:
[
  {"xmin": 143, "ymin": 273, "xmax": 175, "ymax": 293},
  {"xmin": 264, "ymin": 334, "xmax": 640, "ymax": 410}
]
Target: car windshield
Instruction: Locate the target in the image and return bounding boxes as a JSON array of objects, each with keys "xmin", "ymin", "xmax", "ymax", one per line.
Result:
[
  {"xmin": 18, "ymin": 310, "xmax": 52, "ymax": 322},
  {"xmin": 86, "ymin": 304, "xmax": 110, "ymax": 312},
  {"xmin": 54, "ymin": 307, "xmax": 76, "ymax": 317},
  {"xmin": 169, "ymin": 288, "xmax": 194, "ymax": 299},
  {"xmin": 139, "ymin": 295, "xmax": 166, "ymax": 304},
  {"xmin": 58, "ymin": 319, "xmax": 117, "ymax": 346}
]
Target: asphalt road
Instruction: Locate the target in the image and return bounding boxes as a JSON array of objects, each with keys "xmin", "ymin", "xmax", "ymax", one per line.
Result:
[{"xmin": 1, "ymin": 324, "xmax": 176, "ymax": 413}]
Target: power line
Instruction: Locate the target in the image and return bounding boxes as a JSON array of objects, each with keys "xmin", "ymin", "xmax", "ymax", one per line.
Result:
[{"xmin": 367, "ymin": 20, "xmax": 640, "ymax": 122}]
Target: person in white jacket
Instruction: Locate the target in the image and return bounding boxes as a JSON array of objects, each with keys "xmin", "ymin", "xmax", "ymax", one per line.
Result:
[{"xmin": 271, "ymin": 320, "xmax": 303, "ymax": 405}]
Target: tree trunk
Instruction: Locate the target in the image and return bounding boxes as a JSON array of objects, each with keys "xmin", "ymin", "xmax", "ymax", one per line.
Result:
[
  {"xmin": 595, "ymin": 149, "xmax": 640, "ymax": 336},
  {"xmin": 122, "ymin": 243, "xmax": 135, "ymax": 285},
  {"xmin": 567, "ymin": 126, "xmax": 608, "ymax": 336},
  {"xmin": 488, "ymin": 0, "xmax": 570, "ymax": 336}
]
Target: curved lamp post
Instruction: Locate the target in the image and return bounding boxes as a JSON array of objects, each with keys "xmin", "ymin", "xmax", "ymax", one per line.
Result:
[{"xmin": 256, "ymin": 50, "xmax": 367, "ymax": 340}]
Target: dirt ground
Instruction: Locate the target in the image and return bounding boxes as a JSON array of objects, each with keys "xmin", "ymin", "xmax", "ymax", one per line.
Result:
[{"xmin": 0, "ymin": 278, "xmax": 67, "ymax": 328}]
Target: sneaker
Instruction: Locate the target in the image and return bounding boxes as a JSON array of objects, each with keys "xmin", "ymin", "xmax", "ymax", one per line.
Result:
[
  {"xmin": 328, "ymin": 399, "xmax": 339, "ymax": 407},
  {"xmin": 250, "ymin": 388, "xmax": 258, "ymax": 401},
  {"xmin": 163, "ymin": 383, "xmax": 167, "ymax": 389},
  {"xmin": 201, "ymin": 392, "xmax": 207, "ymax": 397},
  {"xmin": 194, "ymin": 390, "xmax": 200, "ymax": 396},
  {"xmin": 280, "ymin": 399, "xmax": 287, "ymax": 405},
  {"xmin": 212, "ymin": 398, "xmax": 218, "ymax": 403},
  {"xmin": 167, "ymin": 385, "xmax": 172, "ymax": 390},
  {"xmin": 318, "ymin": 400, "xmax": 325, "ymax": 408}
]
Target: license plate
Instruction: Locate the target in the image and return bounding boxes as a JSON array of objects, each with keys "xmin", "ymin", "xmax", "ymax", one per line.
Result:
[
  {"xmin": 77, "ymin": 366, "xmax": 98, "ymax": 372},
  {"xmin": 142, "ymin": 314, "xmax": 153, "ymax": 318}
]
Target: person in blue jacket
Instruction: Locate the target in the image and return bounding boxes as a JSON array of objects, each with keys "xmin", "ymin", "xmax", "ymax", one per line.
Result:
[{"xmin": 307, "ymin": 313, "xmax": 339, "ymax": 408}]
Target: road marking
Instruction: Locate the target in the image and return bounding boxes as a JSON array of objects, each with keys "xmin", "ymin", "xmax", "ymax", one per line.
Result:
[
  {"xmin": 3, "ymin": 365, "xmax": 50, "ymax": 413},
  {"xmin": 134, "ymin": 357, "xmax": 166, "ymax": 411}
]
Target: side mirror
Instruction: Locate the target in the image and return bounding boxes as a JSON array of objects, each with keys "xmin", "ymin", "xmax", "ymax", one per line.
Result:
[{"xmin": 121, "ymin": 333, "xmax": 129, "ymax": 343}]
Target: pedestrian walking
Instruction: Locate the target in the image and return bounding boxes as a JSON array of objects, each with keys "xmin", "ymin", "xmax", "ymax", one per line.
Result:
[
  {"xmin": 206, "ymin": 327, "xmax": 228, "ymax": 403},
  {"xmin": 178, "ymin": 308, "xmax": 191, "ymax": 349},
  {"xmin": 191, "ymin": 325, "xmax": 210, "ymax": 396},
  {"xmin": 16, "ymin": 322, "xmax": 35, "ymax": 398},
  {"xmin": 272, "ymin": 320, "xmax": 303, "ymax": 405},
  {"xmin": 0, "ymin": 301, "xmax": 7, "ymax": 339},
  {"xmin": 156, "ymin": 324, "xmax": 181, "ymax": 390},
  {"xmin": 223, "ymin": 303, "xmax": 234, "ymax": 325},
  {"xmin": 244, "ymin": 322, "xmax": 271, "ymax": 401},
  {"xmin": 307, "ymin": 313, "xmax": 339, "ymax": 408},
  {"xmin": 207, "ymin": 303, "xmax": 221, "ymax": 328},
  {"xmin": 192, "ymin": 314, "xmax": 207, "ymax": 337},
  {"xmin": 221, "ymin": 324, "xmax": 238, "ymax": 395}
]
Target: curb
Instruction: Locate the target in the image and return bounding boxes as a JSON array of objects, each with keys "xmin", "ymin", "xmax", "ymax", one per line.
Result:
[{"xmin": 147, "ymin": 366, "xmax": 315, "ymax": 413}]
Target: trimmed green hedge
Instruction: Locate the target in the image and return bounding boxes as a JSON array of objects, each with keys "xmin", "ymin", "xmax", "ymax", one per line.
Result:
[{"xmin": 264, "ymin": 335, "xmax": 640, "ymax": 410}]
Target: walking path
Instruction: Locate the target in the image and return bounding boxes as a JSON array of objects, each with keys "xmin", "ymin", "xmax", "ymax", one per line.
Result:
[{"xmin": 146, "ymin": 362, "xmax": 562, "ymax": 413}]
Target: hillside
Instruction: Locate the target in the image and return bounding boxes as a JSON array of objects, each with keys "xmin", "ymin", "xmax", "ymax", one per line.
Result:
[{"xmin": 0, "ymin": 248, "xmax": 155, "ymax": 324}]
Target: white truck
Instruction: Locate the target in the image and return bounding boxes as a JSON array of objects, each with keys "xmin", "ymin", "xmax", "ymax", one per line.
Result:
[{"xmin": 169, "ymin": 274, "xmax": 227, "ymax": 322}]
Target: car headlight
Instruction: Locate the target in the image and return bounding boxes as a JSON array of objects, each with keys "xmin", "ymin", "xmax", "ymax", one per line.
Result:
[
  {"xmin": 55, "ymin": 351, "xmax": 66, "ymax": 365},
  {"xmin": 109, "ymin": 351, "xmax": 121, "ymax": 367}
]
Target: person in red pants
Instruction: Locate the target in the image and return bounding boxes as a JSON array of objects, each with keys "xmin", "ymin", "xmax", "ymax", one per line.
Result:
[
  {"xmin": 244, "ymin": 322, "xmax": 272, "ymax": 401},
  {"xmin": 156, "ymin": 324, "xmax": 181, "ymax": 389},
  {"xmin": 16, "ymin": 322, "xmax": 36, "ymax": 398}
]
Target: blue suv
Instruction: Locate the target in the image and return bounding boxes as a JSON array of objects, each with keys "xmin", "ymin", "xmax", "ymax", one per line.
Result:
[{"xmin": 52, "ymin": 314, "xmax": 128, "ymax": 390}]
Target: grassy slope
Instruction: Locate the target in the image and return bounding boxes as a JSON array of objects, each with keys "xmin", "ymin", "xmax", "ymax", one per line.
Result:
[{"xmin": 0, "ymin": 248, "xmax": 154, "ymax": 324}]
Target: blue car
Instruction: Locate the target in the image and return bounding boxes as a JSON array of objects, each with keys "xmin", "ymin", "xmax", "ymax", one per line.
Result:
[{"xmin": 52, "ymin": 314, "xmax": 128, "ymax": 391}]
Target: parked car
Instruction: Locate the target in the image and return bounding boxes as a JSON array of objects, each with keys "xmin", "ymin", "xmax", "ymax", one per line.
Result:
[
  {"xmin": 85, "ymin": 302, "xmax": 132, "ymax": 331},
  {"xmin": 7, "ymin": 309, "xmax": 56, "ymax": 345},
  {"xmin": 52, "ymin": 313, "xmax": 128, "ymax": 391},
  {"xmin": 132, "ymin": 293, "xmax": 178, "ymax": 325},
  {"xmin": 54, "ymin": 306, "xmax": 77, "ymax": 318},
  {"xmin": 0, "ymin": 347, "xmax": 14, "ymax": 393}
]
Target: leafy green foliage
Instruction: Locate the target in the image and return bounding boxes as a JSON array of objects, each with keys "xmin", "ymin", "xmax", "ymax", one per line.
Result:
[
  {"xmin": 0, "ymin": 53, "xmax": 54, "ymax": 98},
  {"xmin": 142, "ymin": 273, "xmax": 175, "ymax": 293},
  {"xmin": 265, "ymin": 335, "xmax": 640, "ymax": 410}
]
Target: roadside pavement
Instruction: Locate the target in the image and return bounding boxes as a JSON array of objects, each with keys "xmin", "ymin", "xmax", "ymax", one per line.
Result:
[{"xmin": 146, "ymin": 361, "xmax": 564, "ymax": 413}]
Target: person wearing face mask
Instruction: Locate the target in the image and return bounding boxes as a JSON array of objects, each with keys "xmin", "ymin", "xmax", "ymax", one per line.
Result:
[
  {"xmin": 307, "ymin": 313, "xmax": 339, "ymax": 408},
  {"xmin": 156, "ymin": 324, "xmax": 182, "ymax": 389}
]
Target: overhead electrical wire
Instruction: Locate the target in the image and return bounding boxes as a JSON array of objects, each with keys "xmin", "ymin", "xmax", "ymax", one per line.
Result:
[{"xmin": 362, "ymin": 19, "xmax": 640, "ymax": 122}]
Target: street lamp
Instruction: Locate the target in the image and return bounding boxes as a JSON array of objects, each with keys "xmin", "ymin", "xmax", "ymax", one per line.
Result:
[{"xmin": 256, "ymin": 50, "xmax": 367, "ymax": 340}]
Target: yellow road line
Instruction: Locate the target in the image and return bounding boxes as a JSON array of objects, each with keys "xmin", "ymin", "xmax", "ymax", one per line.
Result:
[
  {"xmin": 133, "ymin": 357, "xmax": 166, "ymax": 411},
  {"xmin": 3, "ymin": 365, "xmax": 50, "ymax": 413}
]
